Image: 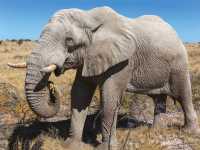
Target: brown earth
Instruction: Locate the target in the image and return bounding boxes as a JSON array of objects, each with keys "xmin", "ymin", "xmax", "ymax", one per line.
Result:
[{"xmin": 0, "ymin": 41, "xmax": 200, "ymax": 150}]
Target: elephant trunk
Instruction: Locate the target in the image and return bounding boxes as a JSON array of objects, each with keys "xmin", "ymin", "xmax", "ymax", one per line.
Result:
[{"xmin": 25, "ymin": 53, "xmax": 60, "ymax": 118}]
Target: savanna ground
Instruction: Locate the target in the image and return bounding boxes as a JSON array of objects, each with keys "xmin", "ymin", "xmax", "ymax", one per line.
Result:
[{"xmin": 0, "ymin": 40, "xmax": 200, "ymax": 150}]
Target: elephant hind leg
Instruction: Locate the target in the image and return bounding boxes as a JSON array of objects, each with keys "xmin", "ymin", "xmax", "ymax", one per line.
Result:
[
  {"xmin": 151, "ymin": 94, "xmax": 167, "ymax": 128},
  {"xmin": 170, "ymin": 71, "xmax": 199, "ymax": 132}
]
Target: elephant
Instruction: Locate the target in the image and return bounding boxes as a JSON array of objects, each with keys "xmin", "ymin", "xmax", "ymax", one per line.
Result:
[{"xmin": 13, "ymin": 6, "xmax": 199, "ymax": 149}]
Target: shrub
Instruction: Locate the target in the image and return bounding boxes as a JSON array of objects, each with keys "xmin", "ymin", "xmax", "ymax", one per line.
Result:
[
  {"xmin": 17, "ymin": 39, "xmax": 23, "ymax": 45},
  {"xmin": 23, "ymin": 39, "xmax": 31, "ymax": 41},
  {"xmin": 11, "ymin": 39, "xmax": 17, "ymax": 42}
]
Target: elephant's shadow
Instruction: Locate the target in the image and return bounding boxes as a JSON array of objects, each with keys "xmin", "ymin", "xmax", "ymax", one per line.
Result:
[{"xmin": 8, "ymin": 112, "xmax": 151, "ymax": 150}]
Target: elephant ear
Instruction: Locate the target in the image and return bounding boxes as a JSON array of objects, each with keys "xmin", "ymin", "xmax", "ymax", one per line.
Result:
[{"xmin": 82, "ymin": 38, "xmax": 136, "ymax": 77}]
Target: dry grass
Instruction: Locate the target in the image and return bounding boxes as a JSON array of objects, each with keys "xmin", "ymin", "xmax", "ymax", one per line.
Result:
[
  {"xmin": 42, "ymin": 136, "xmax": 94, "ymax": 150},
  {"xmin": 41, "ymin": 125, "xmax": 200, "ymax": 150},
  {"xmin": 187, "ymin": 43, "xmax": 200, "ymax": 74},
  {"xmin": 42, "ymin": 137, "xmax": 67, "ymax": 150},
  {"xmin": 1, "ymin": 41, "xmax": 200, "ymax": 149}
]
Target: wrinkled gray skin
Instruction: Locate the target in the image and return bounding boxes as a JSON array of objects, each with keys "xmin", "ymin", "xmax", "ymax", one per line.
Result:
[{"xmin": 25, "ymin": 7, "xmax": 199, "ymax": 149}]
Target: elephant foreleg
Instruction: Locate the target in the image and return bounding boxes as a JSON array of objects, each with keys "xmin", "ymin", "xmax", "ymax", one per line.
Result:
[
  {"xmin": 70, "ymin": 75, "xmax": 97, "ymax": 141},
  {"xmin": 98, "ymin": 72, "xmax": 130, "ymax": 149},
  {"xmin": 99, "ymin": 81, "xmax": 121, "ymax": 149}
]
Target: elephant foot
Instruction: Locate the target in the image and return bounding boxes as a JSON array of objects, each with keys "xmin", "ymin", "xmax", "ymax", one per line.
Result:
[
  {"xmin": 183, "ymin": 123, "xmax": 200, "ymax": 135},
  {"xmin": 152, "ymin": 113, "xmax": 167, "ymax": 128},
  {"xmin": 62, "ymin": 138, "xmax": 91, "ymax": 150},
  {"xmin": 95, "ymin": 142, "xmax": 118, "ymax": 150}
]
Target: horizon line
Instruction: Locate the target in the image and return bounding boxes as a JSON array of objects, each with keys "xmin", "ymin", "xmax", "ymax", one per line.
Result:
[{"xmin": 0, "ymin": 38, "xmax": 199, "ymax": 44}]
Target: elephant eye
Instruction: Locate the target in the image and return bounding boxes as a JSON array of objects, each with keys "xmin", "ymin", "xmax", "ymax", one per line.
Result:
[
  {"xmin": 65, "ymin": 37, "xmax": 74, "ymax": 46},
  {"xmin": 65, "ymin": 37, "xmax": 75, "ymax": 53},
  {"xmin": 66, "ymin": 37, "xmax": 73, "ymax": 42}
]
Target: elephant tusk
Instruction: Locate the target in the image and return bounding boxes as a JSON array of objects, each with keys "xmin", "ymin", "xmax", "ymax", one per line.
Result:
[
  {"xmin": 7, "ymin": 62, "xmax": 27, "ymax": 68},
  {"xmin": 40, "ymin": 64, "xmax": 57, "ymax": 73}
]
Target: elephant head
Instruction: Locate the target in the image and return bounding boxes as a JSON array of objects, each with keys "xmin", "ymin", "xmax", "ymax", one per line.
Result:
[{"xmin": 25, "ymin": 7, "xmax": 136, "ymax": 118}]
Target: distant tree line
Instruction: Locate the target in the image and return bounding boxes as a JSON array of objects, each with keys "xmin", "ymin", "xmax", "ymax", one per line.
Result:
[
  {"xmin": 4, "ymin": 39, "xmax": 32, "ymax": 42},
  {"xmin": 0, "ymin": 39, "xmax": 38, "ymax": 45}
]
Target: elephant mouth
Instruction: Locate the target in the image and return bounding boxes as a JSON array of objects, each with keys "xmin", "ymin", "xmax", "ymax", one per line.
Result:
[
  {"xmin": 54, "ymin": 62, "xmax": 80, "ymax": 76},
  {"xmin": 64, "ymin": 62, "xmax": 80, "ymax": 69}
]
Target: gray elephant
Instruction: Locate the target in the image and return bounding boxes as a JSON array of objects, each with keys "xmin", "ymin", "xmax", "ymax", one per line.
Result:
[{"xmin": 14, "ymin": 7, "xmax": 199, "ymax": 149}]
